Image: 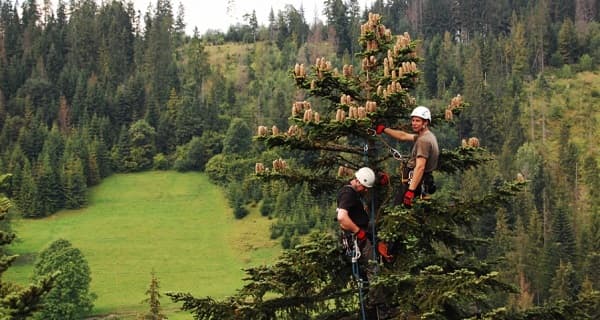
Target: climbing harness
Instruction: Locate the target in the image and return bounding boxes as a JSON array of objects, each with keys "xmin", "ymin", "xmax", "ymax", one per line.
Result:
[
  {"xmin": 401, "ymin": 166, "xmax": 436, "ymax": 199},
  {"xmin": 369, "ymin": 127, "xmax": 437, "ymax": 201},
  {"xmin": 351, "ymin": 236, "xmax": 367, "ymax": 320},
  {"xmin": 341, "ymin": 231, "xmax": 367, "ymax": 319}
]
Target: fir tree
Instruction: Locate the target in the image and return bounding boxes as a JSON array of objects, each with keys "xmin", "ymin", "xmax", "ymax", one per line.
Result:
[
  {"xmin": 34, "ymin": 151, "xmax": 64, "ymax": 216},
  {"xmin": 17, "ymin": 159, "xmax": 40, "ymax": 217},
  {"xmin": 62, "ymin": 154, "xmax": 87, "ymax": 209},
  {"xmin": 557, "ymin": 18, "xmax": 578, "ymax": 65},
  {"xmin": 222, "ymin": 118, "xmax": 252, "ymax": 155},
  {"xmin": 140, "ymin": 270, "xmax": 167, "ymax": 320},
  {"xmin": 548, "ymin": 261, "xmax": 579, "ymax": 303}
]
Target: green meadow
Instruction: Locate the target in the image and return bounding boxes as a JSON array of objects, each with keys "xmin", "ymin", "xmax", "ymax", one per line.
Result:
[{"xmin": 5, "ymin": 171, "xmax": 281, "ymax": 319}]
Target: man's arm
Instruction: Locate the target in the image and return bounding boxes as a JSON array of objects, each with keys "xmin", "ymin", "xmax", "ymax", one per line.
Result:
[
  {"xmin": 409, "ymin": 156, "xmax": 426, "ymax": 191},
  {"xmin": 382, "ymin": 127, "xmax": 415, "ymax": 142},
  {"xmin": 337, "ymin": 208, "xmax": 359, "ymax": 233}
]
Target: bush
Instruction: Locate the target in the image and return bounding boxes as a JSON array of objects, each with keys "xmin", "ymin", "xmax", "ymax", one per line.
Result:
[
  {"xmin": 260, "ymin": 197, "xmax": 274, "ymax": 217},
  {"xmin": 557, "ymin": 64, "xmax": 573, "ymax": 78},
  {"xmin": 233, "ymin": 205, "xmax": 248, "ymax": 219},
  {"xmin": 172, "ymin": 137, "xmax": 203, "ymax": 172},
  {"xmin": 270, "ymin": 224, "xmax": 283, "ymax": 239},
  {"xmin": 550, "ymin": 52, "xmax": 564, "ymax": 67},
  {"xmin": 153, "ymin": 153, "xmax": 169, "ymax": 170},
  {"xmin": 550, "ymin": 104, "xmax": 565, "ymax": 120},
  {"xmin": 578, "ymin": 54, "xmax": 594, "ymax": 71}
]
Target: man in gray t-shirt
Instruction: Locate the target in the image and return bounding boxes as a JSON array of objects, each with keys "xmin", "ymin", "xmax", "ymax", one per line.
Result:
[{"xmin": 375, "ymin": 106, "xmax": 439, "ymax": 207}]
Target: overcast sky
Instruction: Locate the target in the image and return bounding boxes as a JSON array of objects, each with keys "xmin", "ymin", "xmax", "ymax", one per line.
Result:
[{"xmin": 130, "ymin": 0, "xmax": 374, "ymax": 34}]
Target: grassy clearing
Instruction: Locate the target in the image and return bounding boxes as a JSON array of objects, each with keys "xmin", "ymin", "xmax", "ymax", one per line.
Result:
[{"xmin": 5, "ymin": 171, "xmax": 281, "ymax": 319}]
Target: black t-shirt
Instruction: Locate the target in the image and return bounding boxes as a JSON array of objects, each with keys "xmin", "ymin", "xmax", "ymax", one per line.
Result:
[{"xmin": 337, "ymin": 185, "xmax": 369, "ymax": 230}]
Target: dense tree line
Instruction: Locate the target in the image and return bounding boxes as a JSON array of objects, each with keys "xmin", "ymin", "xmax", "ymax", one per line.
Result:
[{"xmin": 0, "ymin": 0, "xmax": 598, "ymax": 317}]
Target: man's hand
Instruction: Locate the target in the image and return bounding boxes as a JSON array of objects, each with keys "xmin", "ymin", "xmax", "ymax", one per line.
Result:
[
  {"xmin": 378, "ymin": 172, "xmax": 389, "ymax": 186},
  {"xmin": 375, "ymin": 124, "xmax": 386, "ymax": 134},
  {"xmin": 355, "ymin": 229, "xmax": 367, "ymax": 241},
  {"xmin": 377, "ymin": 242, "xmax": 393, "ymax": 262},
  {"xmin": 403, "ymin": 189, "xmax": 415, "ymax": 208}
]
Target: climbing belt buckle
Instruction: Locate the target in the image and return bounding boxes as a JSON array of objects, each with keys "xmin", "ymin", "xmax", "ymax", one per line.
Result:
[{"xmin": 342, "ymin": 234, "xmax": 352, "ymax": 257}]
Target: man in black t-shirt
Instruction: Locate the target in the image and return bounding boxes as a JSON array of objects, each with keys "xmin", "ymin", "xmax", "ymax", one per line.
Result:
[
  {"xmin": 336, "ymin": 167, "xmax": 375, "ymax": 248},
  {"xmin": 337, "ymin": 167, "xmax": 395, "ymax": 318},
  {"xmin": 337, "ymin": 167, "xmax": 393, "ymax": 263}
]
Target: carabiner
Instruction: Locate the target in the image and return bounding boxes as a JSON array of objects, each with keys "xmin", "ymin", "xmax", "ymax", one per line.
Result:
[
  {"xmin": 391, "ymin": 148, "xmax": 403, "ymax": 160},
  {"xmin": 352, "ymin": 238, "xmax": 362, "ymax": 262}
]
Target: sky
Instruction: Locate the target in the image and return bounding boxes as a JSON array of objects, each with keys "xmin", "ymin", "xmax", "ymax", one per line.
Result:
[{"xmin": 130, "ymin": 0, "xmax": 374, "ymax": 35}]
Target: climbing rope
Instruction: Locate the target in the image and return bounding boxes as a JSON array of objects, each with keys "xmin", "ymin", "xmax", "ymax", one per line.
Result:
[
  {"xmin": 347, "ymin": 131, "xmax": 399, "ymax": 319},
  {"xmin": 361, "ymin": 141, "xmax": 378, "ymax": 262},
  {"xmin": 366, "ymin": 128, "xmax": 405, "ymax": 161},
  {"xmin": 351, "ymin": 236, "xmax": 367, "ymax": 320}
]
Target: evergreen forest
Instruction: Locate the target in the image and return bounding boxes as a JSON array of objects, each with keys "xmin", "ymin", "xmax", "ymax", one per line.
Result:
[{"xmin": 0, "ymin": 0, "xmax": 599, "ymax": 318}]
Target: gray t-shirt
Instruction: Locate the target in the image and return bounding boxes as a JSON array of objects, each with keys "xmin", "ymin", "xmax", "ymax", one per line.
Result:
[{"xmin": 407, "ymin": 130, "xmax": 439, "ymax": 172}]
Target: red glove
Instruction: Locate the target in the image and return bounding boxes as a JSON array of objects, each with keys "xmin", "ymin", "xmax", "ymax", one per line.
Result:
[
  {"xmin": 378, "ymin": 172, "xmax": 389, "ymax": 186},
  {"xmin": 375, "ymin": 124, "xmax": 386, "ymax": 134},
  {"xmin": 377, "ymin": 242, "xmax": 393, "ymax": 262},
  {"xmin": 403, "ymin": 189, "xmax": 415, "ymax": 208},
  {"xmin": 355, "ymin": 229, "xmax": 367, "ymax": 241}
]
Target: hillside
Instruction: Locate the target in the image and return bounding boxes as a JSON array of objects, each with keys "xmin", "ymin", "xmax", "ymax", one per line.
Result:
[
  {"xmin": 523, "ymin": 70, "xmax": 600, "ymax": 213},
  {"xmin": 526, "ymin": 71, "xmax": 600, "ymax": 153},
  {"xmin": 5, "ymin": 171, "xmax": 281, "ymax": 319}
]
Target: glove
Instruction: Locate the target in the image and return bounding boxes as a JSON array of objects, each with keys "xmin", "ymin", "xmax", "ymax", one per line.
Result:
[
  {"xmin": 375, "ymin": 123, "xmax": 386, "ymax": 134},
  {"xmin": 403, "ymin": 189, "xmax": 415, "ymax": 208},
  {"xmin": 378, "ymin": 172, "xmax": 389, "ymax": 186},
  {"xmin": 377, "ymin": 242, "xmax": 393, "ymax": 262},
  {"xmin": 355, "ymin": 229, "xmax": 367, "ymax": 241}
]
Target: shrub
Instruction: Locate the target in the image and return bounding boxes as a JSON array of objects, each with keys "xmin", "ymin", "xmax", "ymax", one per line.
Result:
[
  {"xmin": 578, "ymin": 54, "xmax": 594, "ymax": 71},
  {"xmin": 557, "ymin": 64, "xmax": 573, "ymax": 78},
  {"xmin": 233, "ymin": 205, "xmax": 248, "ymax": 219},
  {"xmin": 153, "ymin": 153, "xmax": 169, "ymax": 170},
  {"xmin": 260, "ymin": 197, "xmax": 274, "ymax": 217}
]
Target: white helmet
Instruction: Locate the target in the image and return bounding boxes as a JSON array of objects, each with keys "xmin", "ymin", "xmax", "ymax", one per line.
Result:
[
  {"xmin": 355, "ymin": 167, "xmax": 375, "ymax": 188},
  {"xmin": 410, "ymin": 106, "xmax": 432, "ymax": 123}
]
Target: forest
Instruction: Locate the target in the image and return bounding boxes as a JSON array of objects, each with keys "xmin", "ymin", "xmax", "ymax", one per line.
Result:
[{"xmin": 0, "ymin": 0, "xmax": 599, "ymax": 318}]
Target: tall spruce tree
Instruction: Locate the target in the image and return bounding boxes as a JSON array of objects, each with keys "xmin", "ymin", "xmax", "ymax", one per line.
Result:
[
  {"xmin": 34, "ymin": 150, "xmax": 64, "ymax": 216},
  {"xmin": 140, "ymin": 270, "xmax": 167, "ymax": 320},
  {"xmin": 62, "ymin": 154, "xmax": 87, "ymax": 209},
  {"xmin": 97, "ymin": 0, "xmax": 135, "ymax": 89},
  {"xmin": 557, "ymin": 18, "xmax": 578, "ymax": 65},
  {"xmin": 17, "ymin": 159, "xmax": 40, "ymax": 217}
]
